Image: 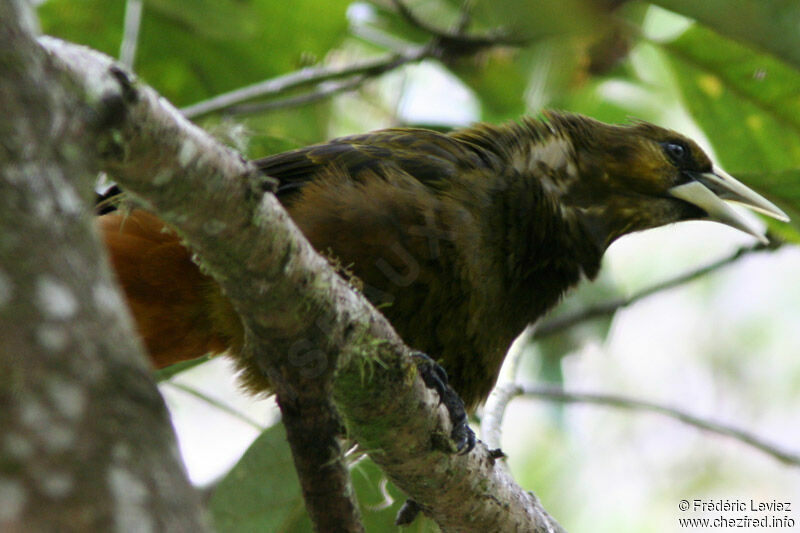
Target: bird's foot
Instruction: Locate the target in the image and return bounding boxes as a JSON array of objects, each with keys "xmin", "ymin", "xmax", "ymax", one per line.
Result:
[
  {"xmin": 411, "ymin": 351, "xmax": 475, "ymax": 454},
  {"xmin": 395, "ymin": 498, "xmax": 423, "ymax": 526}
]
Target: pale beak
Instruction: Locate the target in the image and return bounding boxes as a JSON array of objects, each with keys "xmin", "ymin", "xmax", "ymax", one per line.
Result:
[{"xmin": 668, "ymin": 165, "xmax": 790, "ymax": 244}]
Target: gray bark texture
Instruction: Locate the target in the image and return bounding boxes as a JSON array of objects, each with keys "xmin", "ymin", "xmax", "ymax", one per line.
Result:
[{"xmin": 0, "ymin": 2, "xmax": 208, "ymax": 531}]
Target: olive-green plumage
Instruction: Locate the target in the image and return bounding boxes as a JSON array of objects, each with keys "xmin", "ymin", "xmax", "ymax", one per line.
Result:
[
  {"xmin": 259, "ymin": 111, "xmax": 711, "ymax": 408},
  {"xmin": 98, "ymin": 111, "xmax": 786, "ymax": 411}
]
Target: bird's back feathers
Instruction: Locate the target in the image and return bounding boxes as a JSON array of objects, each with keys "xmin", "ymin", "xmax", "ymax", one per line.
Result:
[{"xmin": 97, "ymin": 112, "xmax": 785, "ymax": 408}]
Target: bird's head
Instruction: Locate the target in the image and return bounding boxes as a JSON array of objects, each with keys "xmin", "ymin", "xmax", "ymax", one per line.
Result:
[{"xmin": 539, "ymin": 111, "xmax": 789, "ymax": 250}]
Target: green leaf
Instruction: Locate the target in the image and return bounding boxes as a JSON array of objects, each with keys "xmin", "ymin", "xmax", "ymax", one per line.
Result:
[
  {"xmin": 364, "ymin": 0, "xmax": 462, "ymax": 45},
  {"xmin": 664, "ymin": 25, "xmax": 800, "ymax": 170},
  {"xmin": 450, "ymin": 48, "xmax": 531, "ymax": 122},
  {"xmin": 40, "ymin": 0, "xmax": 352, "ymax": 106},
  {"xmin": 447, "ymin": 0, "xmax": 602, "ymax": 122},
  {"xmin": 240, "ymin": 106, "xmax": 336, "ymax": 156},
  {"xmin": 660, "ymin": 25, "xmax": 800, "ymax": 235},
  {"xmin": 652, "ymin": 0, "xmax": 800, "ymax": 70},
  {"xmin": 245, "ymin": 134, "xmax": 305, "ymax": 160},
  {"xmin": 155, "ymin": 356, "xmax": 210, "ymax": 381},
  {"xmin": 209, "ymin": 424, "xmax": 311, "ymax": 533},
  {"xmin": 38, "ymin": 0, "xmax": 126, "ymax": 58},
  {"xmin": 351, "ymin": 456, "xmax": 439, "ymax": 532},
  {"xmin": 209, "ymin": 423, "xmax": 438, "ymax": 532},
  {"xmin": 467, "ymin": 0, "xmax": 597, "ymax": 39},
  {"xmin": 40, "ymin": 0, "xmax": 351, "ymax": 149}
]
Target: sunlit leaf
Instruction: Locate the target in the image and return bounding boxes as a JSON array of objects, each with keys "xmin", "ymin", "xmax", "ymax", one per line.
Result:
[
  {"xmin": 363, "ymin": 0, "xmax": 461, "ymax": 45},
  {"xmin": 40, "ymin": 0, "xmax": 352, "ymax": 106},
  {"xmin": 652, "ymin": 0, "xmax": 800, "ymax": 70},
  {"xmin": 38, "ymin": 1, "xmax": 126, "ymax": 57},
  {"xmin": 155, "ymin": 356, "xmax": 210, "ymax": 381},
  {"xmin": 663, "ymin": 25, "xmax": 800, "ymax": 170},
  {"xmin": 468, "ymin": 0, "xmax": 596, "ymax": 39},
  {"xmin": 451, "ymin": 48, "xmax": 531, "ymax": 121},
  {"xmin": 660, "ymin": 25, "xmax": 800, "ymax": 236}
]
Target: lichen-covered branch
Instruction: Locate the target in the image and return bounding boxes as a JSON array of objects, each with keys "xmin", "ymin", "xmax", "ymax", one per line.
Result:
[
  {"xmin": 37, "ymin": 36, "xmax": 565, "ymax": 532},
  {"xmin": 38, "ymin": 35, "xmax": 367, "ymax": 533},
  {"xmin": 0, "ymin": 4, "xmax": 207, "ymax": 531}
]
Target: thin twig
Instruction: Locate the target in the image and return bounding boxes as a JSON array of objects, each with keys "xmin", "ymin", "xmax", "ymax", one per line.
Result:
[
  {"xmin": 518, "ymin": 384, "xmax": 800, "ymax": 467},
  {"xmin": 225, "ymin": 76, "xmax": 367, "ymax": 116},
  {"xmin": 391, "ymin": 0, "xmax": 526, "ymax": 54},
  {"xmin": 164, "ymin": 381, "xmax": 266, "ymax": 431},
  {"xmin": 534, "ymin": 241, "xmax": 781, "ymax": 340},
  {"xmin": 181, "ymin": 45, "xmax": 432, "ymax": 119},
  {"xmin": 481, "ymin": 382, "xmax": 519, "ymax": 451},
  {"xmin": 181, "ymin": 1, "xmax": 526, "ymax": 120},
  {"xmin": 481, "ymin": 331, "xmax": 533, "ymax": 449},
  {"xmin": 119, "ymin": 0, "xmax": 143, "ymax": 68}
]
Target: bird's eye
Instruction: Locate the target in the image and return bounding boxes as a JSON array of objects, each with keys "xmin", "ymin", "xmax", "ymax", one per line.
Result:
[{"xmin": 662, "ymin": 141, "xmax": 688, "ymax": 164}]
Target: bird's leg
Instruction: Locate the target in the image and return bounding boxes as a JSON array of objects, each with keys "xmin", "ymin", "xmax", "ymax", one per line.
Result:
[
  {"xmin": 397, "ymin": 354, "xmax": 475, "ymax": 526},
  {"xmin": 411, "ymin": 351, "xmax": 475, "ymax": 454}
]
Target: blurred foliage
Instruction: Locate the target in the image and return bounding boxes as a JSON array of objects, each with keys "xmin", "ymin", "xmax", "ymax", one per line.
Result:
[
  {"xmin": 662, "ymin": 25, "xmax": 800, "ymax": 235},
  {"xmin": 209, "ymin": 423, "xmax": 437, "ymax": 532},
  {"xmin": 38, "ymin": 0, "xmax": 800, "ymax": 530},
  {"xmin": 524, "ymin": 269, "xmax": 619, "ymax": 390},
  {"xmin": 652, "ymin": 0, "xmax": 800, "ymax": 70},
  {"xmin": 209, "ymin": 424, "xmax": 313, "ymax": 532},
  {"xmin": 39, "ymin": 0, "xmax": 352, "ymax": 105},
  {"xmin": 39, "ymin": 0, "xmax": 351, "ymax": 144}
]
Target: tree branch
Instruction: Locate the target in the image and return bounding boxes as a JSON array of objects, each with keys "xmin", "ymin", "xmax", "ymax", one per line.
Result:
[
  {"xmin": 38, "ymin": 37, "xmax": 565, "ymax": 532},
  {"xmin": 390, "ymin": 0, "xmax": 527, "ymax": 55},
  {"xmin": 0, "ymin": 5, "xmax": 207, "ymax": 531},
  {"xmin": 534, "ymin": 240, "xmax": 782, "ymax": 340},
  {"xmin": 180, "ymin": 1, "xmax": 526, "ymax": 120},
  {"xmin": 180, "ymin": 46, "xmax": 432, "ymax": 119},
  {"xmin": 224, "ymin": 75, "xmax": 369, "ymax": 116},
  {"xmin": 518, "ymin": 384, "xmax": 800, "ymax": 467},
  {"xmin": 481, "ymin": 334, "xmax": 528, "ymax": 451},
  {"xmin": 40, "ymin": 36, "xmax": 366, "ymax": 532}
]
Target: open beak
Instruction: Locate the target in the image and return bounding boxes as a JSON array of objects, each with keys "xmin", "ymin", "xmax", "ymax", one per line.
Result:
[{"xmin": 668, "ymin": 165, "xmax": 790, "ymax": 244}]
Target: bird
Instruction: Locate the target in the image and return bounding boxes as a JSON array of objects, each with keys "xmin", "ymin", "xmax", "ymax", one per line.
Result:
[{"xmin": 97, "ymin": 111, "xmax": 789, "ymax": 418}]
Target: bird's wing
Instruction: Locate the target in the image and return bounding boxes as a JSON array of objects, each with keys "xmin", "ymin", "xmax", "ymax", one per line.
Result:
[
  {"xmin": 255, "ymin": 128, "xmax": 490, "ymax": 200},
  {"xmin": 95, "ymin": 128, "xmax": 492, "ymax": 211}
]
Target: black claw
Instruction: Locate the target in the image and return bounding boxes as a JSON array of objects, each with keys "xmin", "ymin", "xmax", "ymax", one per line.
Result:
[
  {"xmin": 411, "ymin": 352, "xmax": 448, "ymax": 403},
  {"xmin": 395, "ymin": 498, "xmax": 423, "ymax": 526},
  {"xmin": 488, "ymin": 447, "xmax": 507, "ymax": 460},
  {"xmin": 411, "ymin": 351, "xmax": 476, "ymax": 454}
]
